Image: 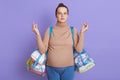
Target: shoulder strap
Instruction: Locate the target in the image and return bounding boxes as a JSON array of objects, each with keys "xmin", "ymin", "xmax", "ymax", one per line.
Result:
[
  {"xmin": 46, "ymin": 26, "xmax": 53, "ymax": 56},
  {"xmin": 70, "ymin": 26, "xmax": 77, "ymax": 53},
  {"xmin": 49, "ymin": 26, "xmax": 53, "ymax": 37},
  {"xmin": 49, "ymin": 26, "xmax": 74, "ymax": 45},
  {"xmin": 49, "ymin": 26, "xmax": 74, "ymax": 40},
  {"xmin": 70, "ymin": 26, "xmax": 74, "ymax": 43}
]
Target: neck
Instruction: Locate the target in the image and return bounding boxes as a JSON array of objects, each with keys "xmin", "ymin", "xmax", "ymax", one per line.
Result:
[{"xmin": 55, "ymin": 21, "xmax": 68, "ymax": 28}]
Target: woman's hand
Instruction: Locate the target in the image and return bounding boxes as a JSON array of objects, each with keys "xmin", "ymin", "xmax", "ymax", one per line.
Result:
[
  {"xmin": 80, "ymin": 22, "xmax": 88, "ymax": 33},
  {"xmin": 32, "ymin": 22, "xmax": 40, "ymax": 36}
]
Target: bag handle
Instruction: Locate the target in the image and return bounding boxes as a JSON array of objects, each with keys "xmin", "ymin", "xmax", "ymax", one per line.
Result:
[{"xmin": 32, "ymin": 54, "xmax": 41, "ymax": 68}]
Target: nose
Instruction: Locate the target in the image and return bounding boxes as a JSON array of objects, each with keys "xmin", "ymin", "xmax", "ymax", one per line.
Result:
[{"xmin": 61, "ymin": 13, "xmax": 64, "ymax": 17}]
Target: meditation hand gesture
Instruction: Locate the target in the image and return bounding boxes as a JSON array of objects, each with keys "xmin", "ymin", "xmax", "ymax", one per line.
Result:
[
  {"xmin": 81, "ymin": 23, "xmax": 88, "ymax": 33},
  {"xmin": 32, "ymin": 22, "xmax": 40, "ymax": 36}
]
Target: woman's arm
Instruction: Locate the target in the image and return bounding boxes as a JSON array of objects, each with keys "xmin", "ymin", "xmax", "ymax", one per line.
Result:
[
  {"xmin": 32, "ymin": 23, "xmax": 49, "ymax": 54},
  {"xmin": 75, "ymin": 31, "xmax": 84, "ymax": 52},
  {"xmin": 74, "ymin": 23, "xmax": 88, "ymax": 52},
  {"xmin": 35, "ymin": 33, "xmax": 46, "ymax": 54}
]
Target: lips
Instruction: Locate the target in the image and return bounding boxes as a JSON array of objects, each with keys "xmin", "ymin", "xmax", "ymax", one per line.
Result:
[{"xmin": 61, "ymin": 18, "xmax": 65, "ymax": 20}]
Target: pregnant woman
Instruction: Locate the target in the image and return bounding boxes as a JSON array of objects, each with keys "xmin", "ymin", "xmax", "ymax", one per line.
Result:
[{"xmin": 32, "ymin": 3, "xmax": 88, "ymax": 80}]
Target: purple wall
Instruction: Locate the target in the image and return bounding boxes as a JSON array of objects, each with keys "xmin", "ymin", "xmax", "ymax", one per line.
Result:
[{"xmin": 0, "ymin": 0, "xmax": 120, "ymax": 80}]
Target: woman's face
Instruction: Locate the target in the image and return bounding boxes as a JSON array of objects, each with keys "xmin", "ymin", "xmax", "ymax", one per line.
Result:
[{"xmin": 56, "ymin": 7, "xmax": 68, "ymax": 23}]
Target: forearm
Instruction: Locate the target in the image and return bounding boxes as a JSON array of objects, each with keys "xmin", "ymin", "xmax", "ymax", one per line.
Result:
[
  {"xmin": 36, "ymin": 34, "xmax": 46, "ymax": 54},
  {"xmin": 76, "ymin": 31, "xmax": 84, "ymax": 52}
]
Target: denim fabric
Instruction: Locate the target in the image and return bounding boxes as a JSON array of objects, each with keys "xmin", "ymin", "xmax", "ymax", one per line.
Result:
[{"xmin": 46, "ymin": 65, "xmax": 75, "ymax": 80}]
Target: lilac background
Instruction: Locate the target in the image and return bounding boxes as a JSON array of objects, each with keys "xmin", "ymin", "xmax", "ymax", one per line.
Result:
[{"xmin": 0, "ymin": 0, "xmax": 120, "ymax": 80}]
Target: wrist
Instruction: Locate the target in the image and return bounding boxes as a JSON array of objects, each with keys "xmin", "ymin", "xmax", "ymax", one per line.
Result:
[
  {"xmin": 79, "ymin": 30, "xmax": 84, "ymax": 36},
  {"xmin": 36, "ymin": 33, "xmax": 40, "ymax": 36},
  {"xmin": 80, "ymin": 30, "xmax": 84, "ymax": 34}
]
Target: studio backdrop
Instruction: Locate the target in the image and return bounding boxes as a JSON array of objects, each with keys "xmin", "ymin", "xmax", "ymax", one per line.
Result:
[{"xmin": 0, "ymin": 0, "xmax": 120, "ymax": 80}]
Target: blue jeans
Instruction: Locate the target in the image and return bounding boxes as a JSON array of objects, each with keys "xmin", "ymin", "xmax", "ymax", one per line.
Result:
[{"xmin": 46, "ymin": 65, "xmax": 75, "ymax": 80}]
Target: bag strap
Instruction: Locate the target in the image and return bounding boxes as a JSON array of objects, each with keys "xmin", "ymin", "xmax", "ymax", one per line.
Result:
[
  {"xmin": 49, "ymin": 26, "xmax": 53, "ymax": 37},
  {"xmin": 49, "ymin": 26, "xmax": 74, "ymax": 42},
  {"xmin": 70, "ymin": 26, "xmax": 76, "ymax": 53},
  {"xmin": 70, "ymin": 26, "xmax": 74, "ymax": 43},
  {"xmin": 45, "ymin": 26, "xmax": 53, "ymax": 58},
  {"xmin": 48, "ymin": 26, "xmax": 75, "ymax": 53},
  {"xmin": 32, "ymin": 54, "xmax": 41, "ymax": 68},
  {"xmin": 48, "ymin": 26, "xmax": 75, "ymax": 51}
]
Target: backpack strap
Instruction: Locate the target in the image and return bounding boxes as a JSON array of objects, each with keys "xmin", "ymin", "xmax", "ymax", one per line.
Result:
[
  {"xmin": 70, "ymin": 26, "xmax": 77, "ymax": 53},
  {"xmin": 49, "ymin": 26, "xmax": 75, "ymax": 49},
  {"xmin": 49, "ymin": 26, "xmax": 73, "ymax": 40},
  {"xmin": 49, "ymin": 26, "xmax": 74, "ymax": 47},
  {"xmin": 49, "ymin": 26, "xmax": 53, "ymax": 37},
  {"xmin": 46, "ymin": 26, "xmax": 53, "ymax": 57},
  {"xmin": 70, "ymin": 26, "xmax": 74, "ymax": 44}
]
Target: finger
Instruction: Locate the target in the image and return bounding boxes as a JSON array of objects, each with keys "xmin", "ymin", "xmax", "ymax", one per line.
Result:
[
  {"xmin": 83, "ymin": 24, "xmax": 86, "ymax": 28},
  {"xmin": 82, "ymin": 23, "xmax": 85, "ymax": 27},
  {"xmin": 35, "ymin": 24, "xmax": 37, "ymax": 28},
  {"xmin": 32, "ymin": 22, "xmax": 35, "ymax": 27},
  {"xmin": 84, "ymin": 22, "xmax": 87, "ymax": 25},
  {"xmin": 85, "ymin": 23, "xmax": 88, "ymax": 27},
  {"xmin": 32, "ymin": 24, "xmax": 35, "ymax": 28}
]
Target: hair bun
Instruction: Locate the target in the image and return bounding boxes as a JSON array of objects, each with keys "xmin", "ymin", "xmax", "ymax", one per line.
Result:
[
  {"xmin": 55, "ymin": 3, "xmax": 69, "ymax": 16},
  {"xmin": 58, "ymin": 3, "xmax": 64, "ymax": 6}
]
